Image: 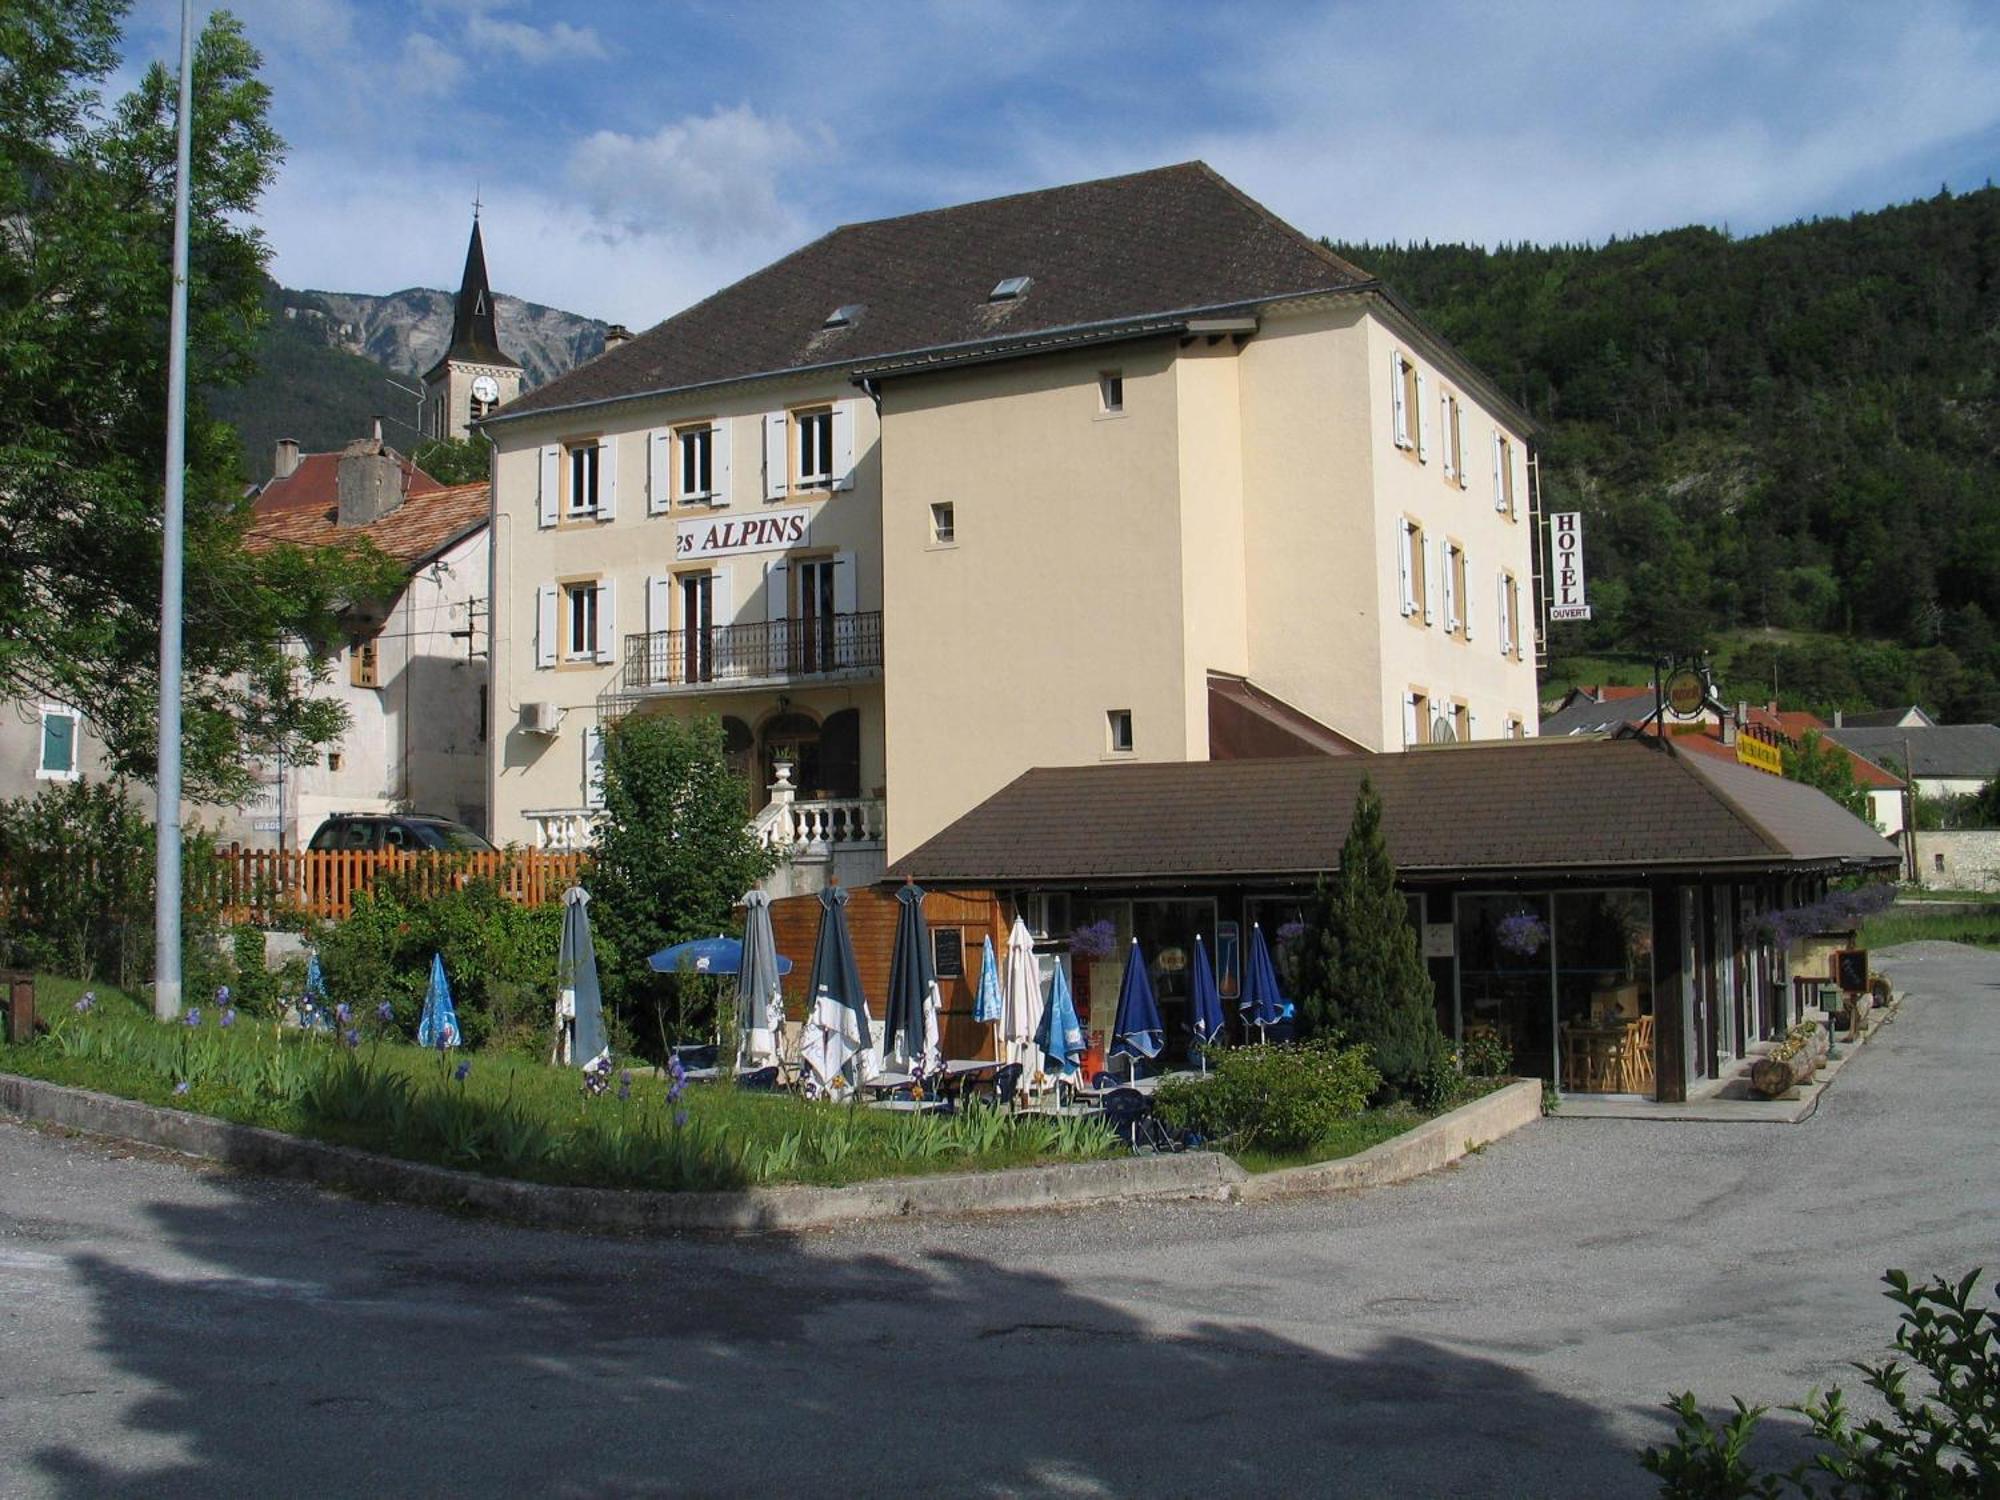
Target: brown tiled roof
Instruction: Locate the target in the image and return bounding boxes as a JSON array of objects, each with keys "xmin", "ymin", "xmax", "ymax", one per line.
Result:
[
  {"xmin": 257, "ymin": 448, "xmax": 447, "ymax": 516},
  {"xmin": 246, "ymin": 481, "xmax": 489, "ymax": 573},
  {"xmin": 494, "ymin": 162, "xmax": 1373, "ymax": 422},
  {"xmin": 889, "ymin": 737, "xmax": 1899, "ymax": 886}
]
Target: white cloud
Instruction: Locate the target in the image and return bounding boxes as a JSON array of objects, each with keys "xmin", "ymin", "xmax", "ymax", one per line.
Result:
[
  {"xmin": 393, "ymin": 32, "xmax": 465, "ymax": 99},
  {"xmin": 567, "ymin": 105, "xmax": 823, "ymax": 251},
  {"xmin": 465, "ymin": 13, "xmax": 605, "ymax": 62}
]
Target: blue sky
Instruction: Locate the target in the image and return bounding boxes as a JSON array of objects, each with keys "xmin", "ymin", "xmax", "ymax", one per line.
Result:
[{"xmin": 122, "ymin": 0, "xmax": 2000, "ymax": 328}]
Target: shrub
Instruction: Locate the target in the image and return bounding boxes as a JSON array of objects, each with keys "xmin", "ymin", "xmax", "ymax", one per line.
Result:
[
  {"xmin": 1640, "ymin": 1269, "xmax": 2000, "ymax": 1498},
  {"xmin": 1154, "ymin": 1040, "xmax": 1380, "ymax": 1153},
  {"xmin": 1461, "ymin": 1032, "xmax": 1513, "ymax": 1079}
]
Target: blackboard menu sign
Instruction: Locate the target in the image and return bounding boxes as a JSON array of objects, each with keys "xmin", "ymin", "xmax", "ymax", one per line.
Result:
[
  {"xmin": 932, "ymin": 927, "xmax": 965, "ymax": 979},
  {"xmin": 1835, "ymin": 948, "xmax": 1869, "ymax": 994}
]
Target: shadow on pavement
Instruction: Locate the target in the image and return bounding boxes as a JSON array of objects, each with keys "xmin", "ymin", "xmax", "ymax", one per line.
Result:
[{"xmin": 24, "ymin": 1168, "xmax": 1662, "ymax": 1498}]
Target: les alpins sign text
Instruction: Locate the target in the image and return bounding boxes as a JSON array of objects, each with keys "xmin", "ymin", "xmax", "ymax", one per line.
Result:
[
  {"xmin": 1548, "ymin": 511, "xmax": 1591, "ymax": 622},
  {"xmin": 677, "ymin": 507, "xmax": 810, "ymax": 561}
]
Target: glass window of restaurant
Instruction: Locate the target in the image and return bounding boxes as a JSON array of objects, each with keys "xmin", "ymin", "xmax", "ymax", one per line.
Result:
[
  {"xmin": 1454, "ymin": 889, "xmax": 1656, "ymax": 1097},
  {"xmin": 1072, "ymin": 897, "xmax": 1216, "ymax": 1067}
]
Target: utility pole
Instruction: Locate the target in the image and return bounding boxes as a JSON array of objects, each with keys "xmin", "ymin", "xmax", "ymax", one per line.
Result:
[{"xmin": 154, "ymin": 0, "xmax": 194, "ymax": 1021}]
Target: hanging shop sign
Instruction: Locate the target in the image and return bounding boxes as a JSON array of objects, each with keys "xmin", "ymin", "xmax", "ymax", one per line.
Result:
[
  {"xmin": 1665, "ymin": 669, "xmax": 1706, "ymax": 718},
  {"xmin": 1548, "ymin": 511, "xmax": 1591, "ymax": 621},
  {"xmin": 676, "ymin": 506, "xmax": 810, "ymax": 561}
]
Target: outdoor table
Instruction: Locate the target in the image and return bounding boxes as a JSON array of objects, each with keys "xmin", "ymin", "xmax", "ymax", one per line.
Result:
[
  {"xmin": 861, "ymin": 1071, "xmax": 916, "ymax": 1095},
  {"xmin": 940, "ymin": 1059, "xmax": 999, "ymax": 1077},
  {"xmin": 866, "ymin": 1098, "xmax": 948, "ymax": 1114}
]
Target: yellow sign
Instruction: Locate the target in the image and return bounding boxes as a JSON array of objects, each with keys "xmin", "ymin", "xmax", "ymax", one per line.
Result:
[
  {"xmin": 1737, "ymin": 735, "xmax": 1783, "ymax": 775},
  {"xmin": 1665, "ymin": 669, "xmax": 1705, "ymax": 717}
]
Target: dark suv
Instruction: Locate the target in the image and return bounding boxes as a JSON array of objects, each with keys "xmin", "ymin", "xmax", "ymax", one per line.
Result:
[{"xmin": 307, "ymin": 814, "xmax": 494, "ymax": 853}]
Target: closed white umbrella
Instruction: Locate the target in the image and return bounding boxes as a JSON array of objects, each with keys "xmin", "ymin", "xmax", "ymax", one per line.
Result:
[{"xmin": 1001, "ymin": 916, "xmax": 1044, "ymax": 1082}]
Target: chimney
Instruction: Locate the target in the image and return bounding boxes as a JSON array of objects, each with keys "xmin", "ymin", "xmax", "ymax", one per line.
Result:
[
  {"xmin": 1722, "ymin": 701, "xmax": 1743, "ymax": 747},
  {"xmin": 1834, "ymin": 709, "xmax": 1844, "ymax": 728},
  {"xmin": 371, "ymin": 414, "xmax": 383, "ymax": 442},
  {"xmin": 603, "ymin": 323, "xmax": 632, "ymax": 351},
  {"xmin": 336, "ymin": 436, "xmax": 403, "ymax": 527},
  {"xmin": 273, "ymin": 438, "xmax": 301, "ymax": 479}
]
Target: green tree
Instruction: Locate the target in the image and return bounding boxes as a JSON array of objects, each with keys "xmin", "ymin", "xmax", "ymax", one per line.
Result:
[
  {"xmin": 412, "ymin": 435, "xmax": 489, "ymax": 486},
  {"xmin": 586, "ymin": 714, "xmax": 777, "ymax": 1050},
  {"xmin": 1293, "ymin": 777, "xmax": 1445, "ymax": 1098},
  {"xmin": 0, "ymin": 2, "xmax": 397, "ymax": 801},
  {"xmin": 1782, "ymin": 731, "xmax": 1870, "ymax": 820}
]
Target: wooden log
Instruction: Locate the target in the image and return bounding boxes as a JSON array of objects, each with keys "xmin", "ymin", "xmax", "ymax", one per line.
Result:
[{"xmin": 1750, "ymin": 1025, "xmax": 1829, "ymax": 1098}]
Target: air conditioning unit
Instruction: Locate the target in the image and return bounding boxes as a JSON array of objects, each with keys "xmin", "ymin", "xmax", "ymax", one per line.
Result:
[{"xmin": 519, "ymin": 701, "xmax": 565, "ymax": 736}]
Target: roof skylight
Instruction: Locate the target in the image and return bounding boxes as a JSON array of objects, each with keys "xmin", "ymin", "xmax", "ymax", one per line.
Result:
[
  {"xmin": 823, "ymin": 303, "xmax": 865, "ymax": 328},
  {"xmin": 988, "ymin": 275, "xmax": 1032, "ymax": 302}
]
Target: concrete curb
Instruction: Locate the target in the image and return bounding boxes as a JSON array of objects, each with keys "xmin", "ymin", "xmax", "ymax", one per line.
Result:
[
  {"xmin": 0, "ymin": 1072, "xmax": 1538, "ymax": 1231},
  {"xmin": 0, "ymin": 1073, "xmax": 1242, "ymax": 1233},
  {"xmin": 1234, "ymin": 1078, "xmax": 1543, "ymax": 1203}
]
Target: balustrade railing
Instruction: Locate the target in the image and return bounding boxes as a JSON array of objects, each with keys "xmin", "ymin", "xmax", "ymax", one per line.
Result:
[{"xmin": 621, "ymin": 611, "xmax": 883, "ymax": 693}]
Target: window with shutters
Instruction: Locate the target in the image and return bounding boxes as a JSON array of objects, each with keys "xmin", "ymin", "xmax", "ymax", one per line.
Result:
[
  {"xmin": 37, "ymin": 704, "xmax": 80, "ymax": 781},
  {"xmin": 1494, "ymin": 432, "xmax": 1517, "ymax": 519},
  {"xmin": 567, "ymin": 441, "xmax": 601, "ymax": 515},
  {"xmin": 1441, "ymin": 390, "xmax": 1466, "ymax": 487},
  {"xmin": 1391, "ymin": 351, "xmax": 1420, "ymax": 450},
  {"xmin": 564, "ymin": 581, "xmax": 601, "ymax": 660},
  {"xmin": 1453, "ymin": 701, "xmax": 1472, "ymax": 742},
  {"xmin": 348, "ymin": 633, "xmax": 381, "ymax": 688},
  {"xmin": 1404, "ymin": 690, "xmax": 1430, "ymax": 748},
  {"xmin": 1399, "ymin": 518, "xmax": 1428, "ymax": 624},
  {"xmin": 795, "ymin": 407, "xmax": 833, "ymax": 488},
  {"xmin": 1500, "ymin": 571, "xmax": 1522, "ymax": 657},
  {"xmin": 676, "ymin": 424, "xmax": 713, "ymax": 502}
]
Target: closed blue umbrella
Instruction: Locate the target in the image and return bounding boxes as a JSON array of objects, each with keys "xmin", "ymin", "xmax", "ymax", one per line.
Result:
[
  {"xmin": 301, "ymin": 952, "xmax": 331, "ymax": 1031},
  {"xmin": 417, "ymin": 953, "xmax": 460, "ymax": 1050},
  {"xmin": 1242, "ymin": 923, "xmax": 1287, "ymax": 1041},
  {"xmin": 1189, "ymin": 935, "xmax": 1225, "ymax": 1061},
  {"xmin": 556, "ymin": 886, "xmax": 607, "ymax": 1068},
  {"xmin": 800, "ymin": 885, "xmax": 872, "ymax": 1092},
  {"xmin": 1108, "ymin": 939, "xmax": 1164, "ymax": 1078},
  {"xmin": 884, "ymin": 883, "xmax": 941, "ymax": 1071},
  {"xmin": 1034, "ymin": 959, "xmax": 1085, "ymax": 1081},
  {"xmin": 648, "ymin": 935, "xmax": 793, "ymax": 976},
  {"xmin": 974, "ymin": 934, "xmax": 1003, "ymax": 1025}
]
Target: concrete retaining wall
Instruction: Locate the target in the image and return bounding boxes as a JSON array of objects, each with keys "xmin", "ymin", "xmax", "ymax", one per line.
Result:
[{"xmin": 1, "ymin": 1071, "xmax": 1543, "ymax": 1233}]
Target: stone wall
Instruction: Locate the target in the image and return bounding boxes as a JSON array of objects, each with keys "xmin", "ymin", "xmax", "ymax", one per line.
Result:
[{"xmin": 1914, "ymin": 829, "xmax": 2000, "ymax": 892}]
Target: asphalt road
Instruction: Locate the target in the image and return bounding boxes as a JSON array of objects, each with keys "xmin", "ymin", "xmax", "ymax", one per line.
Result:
[{"xmin": 3, "ymin": 941, "xmax": 1995, "ymax": 1499}]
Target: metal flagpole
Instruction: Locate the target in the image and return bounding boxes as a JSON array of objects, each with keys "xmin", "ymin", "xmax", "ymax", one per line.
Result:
[{"xmin": 154, "ymin": 0, "xmax": 195, "ymax": 1021}]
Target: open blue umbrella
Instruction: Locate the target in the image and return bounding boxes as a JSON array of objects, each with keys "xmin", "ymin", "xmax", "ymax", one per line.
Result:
[
  {"xmin": 648, "ymin": 935, "xmax": 793, "ymax": 976},
  {"xmin": 973, "ymin": 933, "xmax": 1003, "ymax": 1025},
  {"xmin": 884, "ymin": 883, "xmax": 941, "ymax": 1072},
  {"xmin": 1108, "ymin": 939, "xmax": 1164, "ymax": 1078},
  {"xmin": 417, "ymin": 952, "xmax": 460, "ymax": 1050},
  {"xmin": 1189, "ymin": 935, "xmax": 1225, "ymax": 1064},
  {"xmin": 1034, "ymin": 959, "xmax": 1084, "ymax": 1082},
  {"xmin": 556, "ymin": 886, "xmax": 607, "ymax": 1068},
  {"xmin": 1242, "ymin": 923, "xmax": 1288, "ymax": 1041},
  {"xmin": 800, "ymin": 885, "xmax": 872, "ymax": 1092}
]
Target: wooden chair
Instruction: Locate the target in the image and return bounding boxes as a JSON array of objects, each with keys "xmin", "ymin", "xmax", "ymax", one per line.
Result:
[{"xmin": 1625, "ymin": 1015, "xmax": 1656, "ymax": 1094}]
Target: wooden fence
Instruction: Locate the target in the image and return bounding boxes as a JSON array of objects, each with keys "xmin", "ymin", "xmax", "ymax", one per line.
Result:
[{"xmin": 209, "ymin": 847, "xmax": 588, "ymax": 925}]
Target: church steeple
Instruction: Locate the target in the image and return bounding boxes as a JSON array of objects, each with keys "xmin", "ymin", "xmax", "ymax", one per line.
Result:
[{"xmin": 423, "ymin": 213, "xmax": 522, "ymax": 441}]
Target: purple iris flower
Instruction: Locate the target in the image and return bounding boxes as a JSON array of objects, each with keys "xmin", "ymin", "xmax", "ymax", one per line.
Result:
[
  {"xmin": 376, "ymin": 1001, "xmax": 395, "ymax": 1023},
  {"xmin": 342, "ymin": 1028, "xmax": 361, "ymax": 1050},
  {"xmin": 184, "ymin": 1008, "xmax": 201, "ymax": 1028},
  {"xmin": 219, "ymin": 1008, "xmax": 237, "ymax": 1030},
  {"xmin": 454, "ymin": 1060, "xmax": 471, "ymax": 1083},
  {"xmin": 73, "ymin": 992, "xmax": 96, "ymax": 1014},
  {"xmin": 335, "ymin": 1002, "xmax": 352, "ymax": 1026},
  {"xmin": 673, "ymin": 1108, "xmax": 689, "ymax": 1130},
  {"xmin": 174, "ymin": 1081, "xmax": 190, "ymax": 1096}
]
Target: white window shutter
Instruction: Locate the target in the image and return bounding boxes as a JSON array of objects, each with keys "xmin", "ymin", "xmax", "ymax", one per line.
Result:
[
  {"xmin": 1416, "ymin": 370, "xmax": 1431, "ymax": 462},
  {"xmin": 1498, "ymin": 571, "xmax": 1511, "ymax": 654},
  {"xmin": 1457, "ymin": 404, "xmax": 1469, "ymax": 489},
  {"xmin": 711, "ymin": 420, "xmax": 732, "ymax": 507},
  {"xmin": 763, "ymin": 412, "xmax": 787, "ymax": 500},
  {"xmin": 594, "ymin": 577, "xmax": 617, "ymax": 663},
  {"xmin": 645, "ymin": 574, "xmax": 671, "ymax": 684},
  {"xmin": 1397, "ymin": 521, "xmax": 1415, "ymax": 616},
  {"xmin": 535, "ymin": 582, "xmax": 558, "ymax": 668},
  {"xmin": 1442, "ymin": 543, "xmax": 1457, "ymax": 631},
  {"xmin": 711, "ymin": 563, "xmax": 733, "ymax": 627},
  {"xmin": 1440, "ymin": 391, "xmax": 1454, "ymax": 478},
  {"xmin": 831, "ymin": 401, "xmax": 857, "ymax": 490},
  {"xmin": 583, "ymin": 726, "xmax": 606, "ymax": 810},
  {"xmin": 597, "ymin": 435, "xmax": 618, "ymax": 520},
  {"xmin": 1467, "ymin": 709, "xmax": 1479, "ymax": 742},
  {"xmin": 647, "ymin": 430, "xmax": 670, "ymax": 515},
  {"xmin": 1403, "ymin": 694, "xmax": 1419, "ymax": 748},
  {"xmin": 538, "ymin": 446, "xmax": 560, "ymax": 528},
  {"xmin": 765, "ymin": 558, "xmax": 790, "ymax": 664},
  {"xmin": 1492, "ymin": 430, "xmax": 1506, "ymax": 512},
  {"xmin": 1423, "ymin": 538, "xmax": 1440, "ymax": 625},
  {"xmin": 1390, "ymin": 352, "xmax": 1408, "ymax": 447},
  {"xmin": 1462, "ymin": 558, "xmax": 1475, "ymax": 640}
]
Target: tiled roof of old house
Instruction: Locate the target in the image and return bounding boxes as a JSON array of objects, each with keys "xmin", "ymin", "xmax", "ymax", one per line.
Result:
[
  {"xmin": 492, "ymin": 162, "xmax": 1376, "ymax": 422},
  {"xmin": 247, "ymin": 480, "xmax": 488, "ymax": 573}
]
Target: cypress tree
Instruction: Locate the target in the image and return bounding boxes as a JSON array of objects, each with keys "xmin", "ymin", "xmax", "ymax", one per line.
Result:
[{"xmin": 1296, "ymin": 777, "xmax": 1445, "ymax": 1096}]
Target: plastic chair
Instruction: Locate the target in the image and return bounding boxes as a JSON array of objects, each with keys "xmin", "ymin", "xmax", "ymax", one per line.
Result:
[
  {"xmin": 734, "ymin": 1065, "xmax": 780, "ymax": 1092},
  {"xmin": 1091, "ymin": 1071, "xmax": 1117, "ymax": 1092},
  {"xmin": 676, "ymin": 1043, "xmax": 720, "ymax": 1072},
  {"xmin": 1100, "ymin": 1087, "xmax": 1177, "ymax": 1153},
  {"xmin": 992, "ymin": 1063, "xmax": 1023, "ymax": 1108}
]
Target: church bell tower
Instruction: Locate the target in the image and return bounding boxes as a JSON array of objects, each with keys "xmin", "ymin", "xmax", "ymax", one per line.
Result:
[{"xmin": 423, "ymin": 212, "xmax": 521, "ymax": 442}]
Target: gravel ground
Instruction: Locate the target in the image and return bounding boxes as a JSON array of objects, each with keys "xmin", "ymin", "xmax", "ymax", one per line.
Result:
[{"xmin": 1, "ymin": 941, "xmax": 1993, "ymax": 1499}]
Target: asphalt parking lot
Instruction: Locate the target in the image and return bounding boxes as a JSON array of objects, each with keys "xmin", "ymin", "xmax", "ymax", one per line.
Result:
[{"xmin": 3, "ymin": 941, "xmax": 1994, "ymax": 1498}]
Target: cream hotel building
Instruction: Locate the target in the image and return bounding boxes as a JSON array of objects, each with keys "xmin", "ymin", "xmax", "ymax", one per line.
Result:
[{"xmin": 482, "ymin": 164, "xmax": 1541, "ymax": 879}]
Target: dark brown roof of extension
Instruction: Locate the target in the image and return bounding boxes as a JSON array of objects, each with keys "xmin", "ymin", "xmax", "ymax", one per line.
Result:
[
  {"xmin": 888, "ymin": 737, "xmax": 1900, "ymax": 886},
  {"xmin": 491, "ymin": 162, "xmax": 1375, "ymax": 423}
]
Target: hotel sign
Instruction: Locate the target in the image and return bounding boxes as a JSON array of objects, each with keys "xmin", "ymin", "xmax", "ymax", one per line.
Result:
[
  {"xmin": 1548, "ymin": 511, "xmax": 1591, "ymax": 621},
  {"xmin": 676, "ymin": 507, "xmax": 810, "ymax": 561},
  {"xmin": 1737, "ymin": 735, "xmax": 1783, "ymax": 776}
]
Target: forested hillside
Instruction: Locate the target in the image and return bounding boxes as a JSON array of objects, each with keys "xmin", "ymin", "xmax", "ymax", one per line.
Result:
[{"xmin": 1333, "ymin": 186, "xmax": 2000, "ymax": 721}]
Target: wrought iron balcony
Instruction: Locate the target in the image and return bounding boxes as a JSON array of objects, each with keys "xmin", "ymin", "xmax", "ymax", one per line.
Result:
[{"xmin": 619, "ymin": 611, "xmax": 884, "ymax": 695}]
